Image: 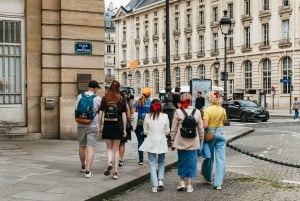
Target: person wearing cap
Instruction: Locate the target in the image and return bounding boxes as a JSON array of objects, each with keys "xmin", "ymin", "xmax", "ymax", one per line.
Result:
[
  {"xmin": 134, "ymin": 87, "xmax": 152, "ymax": 165},
  {"xmin": 75, "ymin": 80, "xmax": 101, "ymax": 178}
]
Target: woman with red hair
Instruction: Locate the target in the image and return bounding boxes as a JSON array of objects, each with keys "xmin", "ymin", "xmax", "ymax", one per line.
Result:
[
  {"xmin": 99, "ymin": 80, "xmax": 127, "ymax": 180},
  {"xmin": 139, "ymin": 99, "xmax": 169, "ymax": 193},
  {"xmin": 170, "ymin": 93, "xmax": 204, "ymax": 193}
]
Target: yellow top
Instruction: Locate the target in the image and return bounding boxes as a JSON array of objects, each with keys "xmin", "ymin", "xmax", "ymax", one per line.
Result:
[{"xmin": 203, "ymin": 105, "xmax": 227, "ymax": 128}]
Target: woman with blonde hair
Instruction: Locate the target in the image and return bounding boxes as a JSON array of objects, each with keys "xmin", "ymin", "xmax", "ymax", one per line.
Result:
[
  {"xmin": 170, "ymin": 93, "xmax": 204, "ymax": 193},
  {"xmin": 201, "ymin": 91, "xmax": 227, "ymax": 190}
]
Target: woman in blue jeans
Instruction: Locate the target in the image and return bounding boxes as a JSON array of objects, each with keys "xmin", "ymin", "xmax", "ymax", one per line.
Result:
[
  {"xmin": 201, "ymin": 91, "xmax": 227, "ymax": 190},
  {"xmin": 139, "ymin": 99, "xmax": 170, "ymax": 192},
  {"xmin": 134, "ymin": 88, "xmax": 152, "ymax": 165}
]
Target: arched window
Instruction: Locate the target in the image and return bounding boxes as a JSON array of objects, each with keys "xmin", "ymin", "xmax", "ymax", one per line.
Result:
[
  {"xmin": 199, "ymin": 64, "xmax": 205, "ymax": 79},
  {"xmin": 262, "ymin": 59, "xmax": 271, "ymax": 94},
  {"xmin": 153, "ymin": 69, "xmax": 159, "ymax": 94},
  {"xmin": 186, "ymin": 66, "xmax": 192, "ymax": 85},
  {"xmin": 282, "ymin": 56, "xmax": 292, "ymax": 94},
  {"xmin": 135, "ymin": 71, "xmax": 142, "ymax": 94},
  {"xmin": 174, "ymin": 67, "xmax": 180, "ymax": 87},
  {"xmin": 144, "ymin": 70, "xmax": 150, "ymax": 87},
  {"xmin": 122, "ymin": 72, "xmax": 127, "ymax": 86},
  {"xmin": 244, "ymin": 60, "xmax": 252, "ymax": 89},
  {"xmin": 162, "ymin": 68, "xmax": 166, "ymax": 89}
]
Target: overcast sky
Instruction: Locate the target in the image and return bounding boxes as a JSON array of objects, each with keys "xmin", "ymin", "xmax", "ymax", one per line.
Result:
[{"xmin": 105, "ymin": 0, "xmax": 130, "ymax": 9}]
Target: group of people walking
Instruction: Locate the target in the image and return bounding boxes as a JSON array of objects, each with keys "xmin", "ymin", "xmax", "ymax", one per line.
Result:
[{"xmin": 75, "ymin": 80, "xmax": 228, "ymax": 193}]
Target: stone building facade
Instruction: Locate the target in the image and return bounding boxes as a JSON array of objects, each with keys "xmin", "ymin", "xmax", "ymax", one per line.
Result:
[
  {"xmin": 114, "ymin": 0, "xmax": 300, "ymax": 109},
  {"xmin": 104, "ymin": 2, "xmax": 117, "ymax": 84},
  {"xmin": 0, "ymin": 0, "xmax": 105, "ymax": 140}
]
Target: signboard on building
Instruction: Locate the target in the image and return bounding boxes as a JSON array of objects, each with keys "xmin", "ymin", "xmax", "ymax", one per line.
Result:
[{"xmin": 74, "ymin": 42, "xmax": 92, "ymax": 55}]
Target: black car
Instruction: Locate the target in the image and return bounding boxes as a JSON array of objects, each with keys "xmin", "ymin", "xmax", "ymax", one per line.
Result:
[{"xmin": 227, "ymin": 100, "xmax": 269, "ymax": 122}]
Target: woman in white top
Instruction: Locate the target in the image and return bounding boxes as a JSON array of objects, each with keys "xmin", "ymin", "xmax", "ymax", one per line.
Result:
[{"xmin": 139, "ymin": 99, "xmax": 170, "ymax": 193}]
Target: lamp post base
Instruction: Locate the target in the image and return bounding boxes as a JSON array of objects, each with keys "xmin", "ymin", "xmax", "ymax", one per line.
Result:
[{"xmin": 163, "ymin": 94, "xmax": 175, "ymax": 146}]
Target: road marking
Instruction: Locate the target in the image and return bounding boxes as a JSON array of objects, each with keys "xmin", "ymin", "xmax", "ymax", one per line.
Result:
[{"xmin": 281, "ymin": 180, "xmax": 300, "ymax": 185}]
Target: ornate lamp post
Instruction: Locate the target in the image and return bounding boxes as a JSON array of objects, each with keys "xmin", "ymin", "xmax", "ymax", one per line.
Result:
[
  {"xmin": 219, "ymin": 10, "xmax": 232, "ymax": 126},
  {"xmin": 163, "ymin": 0, "xmax": 174, "ymax": 146},
  {"xmin": 213, "ymin": 57, "xmax": 220, "ymax": 86}
]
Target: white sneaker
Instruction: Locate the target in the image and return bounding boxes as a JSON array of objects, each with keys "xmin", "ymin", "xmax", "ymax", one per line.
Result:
[
  {"xmin": 215, "ymin": 186, "xmax": 222, "ymax": 190},
  {"xmin": 158, "ymin": 180, "xmax": 164, "ymax": 190},
  {"xmin": 84, "ymin": 171, "xmax": 93, "ymax": 178},
  {"xmin": 152, "ymin": 187, "xmax": 158, "ymax": 193},
  {"xmin": 177, "ymin": 180, "xmax": 186, "ymax": 191},
  {"xmin": 186, "ymin": 185, "xmax": 193, "ymax": 193}
]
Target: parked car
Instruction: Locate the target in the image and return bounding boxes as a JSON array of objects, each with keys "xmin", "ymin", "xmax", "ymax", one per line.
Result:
[{"xmin": 227, "ymin": 100, "xmax": 269, "ymax": 122}]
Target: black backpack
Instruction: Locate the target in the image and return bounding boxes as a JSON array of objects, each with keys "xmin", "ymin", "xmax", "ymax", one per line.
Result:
[
  {"xmin": 180, "ymin": 108, "xmax": 197, "ymax": 138},
  {"xmin": 104, "ymin": 102, "xmax": 119, "ymax": 122}
]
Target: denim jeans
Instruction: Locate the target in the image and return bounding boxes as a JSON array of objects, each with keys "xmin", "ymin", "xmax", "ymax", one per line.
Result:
[
  {"xmin": 201, "ymin": 127, "xmax": 226, "ymax": 187},
  {"xmin": 135, "ymin": 125, "xmax": 145, "ymax": 161},
  {"xmin": 148, "ymin": 152, "xmax": 165, "ymax": 187},
  {"xmin": 294, "ymin": 109, "xmax": 299, "ymax": 120}
]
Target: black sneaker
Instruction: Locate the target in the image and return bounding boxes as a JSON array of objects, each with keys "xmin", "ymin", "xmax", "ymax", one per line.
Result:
[
  {"xmin": 138, "ymin": 161, "xmax": 143, "ymax": 166},
  {"xmin": 119, "ymin": 160, "xmax": 124, "ymax": 167}
]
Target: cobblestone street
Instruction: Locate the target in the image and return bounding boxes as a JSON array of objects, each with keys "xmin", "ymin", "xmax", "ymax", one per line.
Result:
[{"xmin": 110, "ymin": 148, "xmax": 300, "ymax": 201}]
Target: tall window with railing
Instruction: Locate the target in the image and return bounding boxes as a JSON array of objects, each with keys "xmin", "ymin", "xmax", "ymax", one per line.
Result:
[
  {"xmin": 199, "ymin": 35, "xmax": 205, "ymax": 54},
  {"xmin": 262, "ymin": 59, "xmax": 271, "ymax": 94},
  {"xmin": 263, "ymin": 0, "xmax": 269, "ymax": 10},
  {"xmin": 213, "ymin": 7, "xmax": 218, "ymax": 22},
  {"xmin": 228, "ymin": 3, "xmax": 234, "ymax": 18},
  {"xmin": 199, "ymin": 64, "xmax": 205, "ymax": 79},
  {"xmin": 244, "ymin": 0, "xmax": 251, "ymax": 16},
  {"xmin": 175, "ymin": 67, "xmax": 181, "ymax": 87},
  {"xmin": 199, "ymin": 11, "xmax": 204, "ymax": 25},
  {"xmin": 282, "ymin": 57, "xmax": 292, "ymax": 94},
  {"xmin": 0, "ymin": 20, "xmax": 22, "ymax": 104},
  {"xmin": 283, "ymin": 0, "xmax": 289, "ymax": 7},
  {"xmin": 228, "ymin": 30, "xmax": 234, "ymax": 50},
  {"xmin": 186, "ymin": 66, "xmax": 193, "ymax": 85},
  {"xmin": 144, "ymin": 70, "xmax": 150, "ymax": 87},
  {"xmin": 282, "ymin": 19, "xmax": 289, "ymax": 43},
  {"xmin": 262, "ymin": 23, "xmax": 269, "ymax": 46},
  {"xmin": 244, "ymin": 27, "xmax": 251, "ymax": 48},
  {"xmin": 153, "ymin": 69, "xmax": 159, "ymax": 94},
  {"xmin": 244, "ymin": 60, "xmax": 252, "ymax": 89}
]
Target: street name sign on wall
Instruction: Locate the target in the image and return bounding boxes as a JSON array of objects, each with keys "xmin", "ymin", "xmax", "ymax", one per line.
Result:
[
  {"xmin": 280, "ymin": 79, "xmax": 291, "ymax": 83},
  {"xmin": 74, "ymin": 42, "xmax": 92, "ymax": 55}
]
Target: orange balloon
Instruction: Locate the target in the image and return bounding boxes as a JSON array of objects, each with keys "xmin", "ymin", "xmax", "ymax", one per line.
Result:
[{"xmin": 130, "ymin": 60, "xmax": 138, "ymax": 70}]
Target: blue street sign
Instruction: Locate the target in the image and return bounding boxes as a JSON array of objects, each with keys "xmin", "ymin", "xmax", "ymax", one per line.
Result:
[
  {"xmin": 280, "ymin": 79, "xmax": 291, "ymax": 83},
  {"xmin": 74, "ymin": 42, "xmax": 92, "ymax": 55}
]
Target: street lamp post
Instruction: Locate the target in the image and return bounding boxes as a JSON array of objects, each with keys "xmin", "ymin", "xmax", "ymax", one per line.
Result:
[
  {"xmin": 213, "ymin": 57, "xmax": 220, "ymax": 86},
  {"xmin": 219, "ymin": 10, "xmax": 232, "ymax": 126},
  {"xmin": 289, "ymin": 71, "xmax": 293, "ymax": 114},
  {"xmin": 163, "ymin": 0, "xmax": 174, "ymax": 146}
]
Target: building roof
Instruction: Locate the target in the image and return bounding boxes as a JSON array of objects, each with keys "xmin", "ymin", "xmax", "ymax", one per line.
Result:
[{"xmin": 125, "ymin": 0, "xmax": 161, "ymax": 11}]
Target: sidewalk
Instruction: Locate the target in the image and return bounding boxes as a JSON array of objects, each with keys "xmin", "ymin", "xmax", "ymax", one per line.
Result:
[{"xmin": 0, "ymin": 125, "xmax": 254, "ymax": 201}]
